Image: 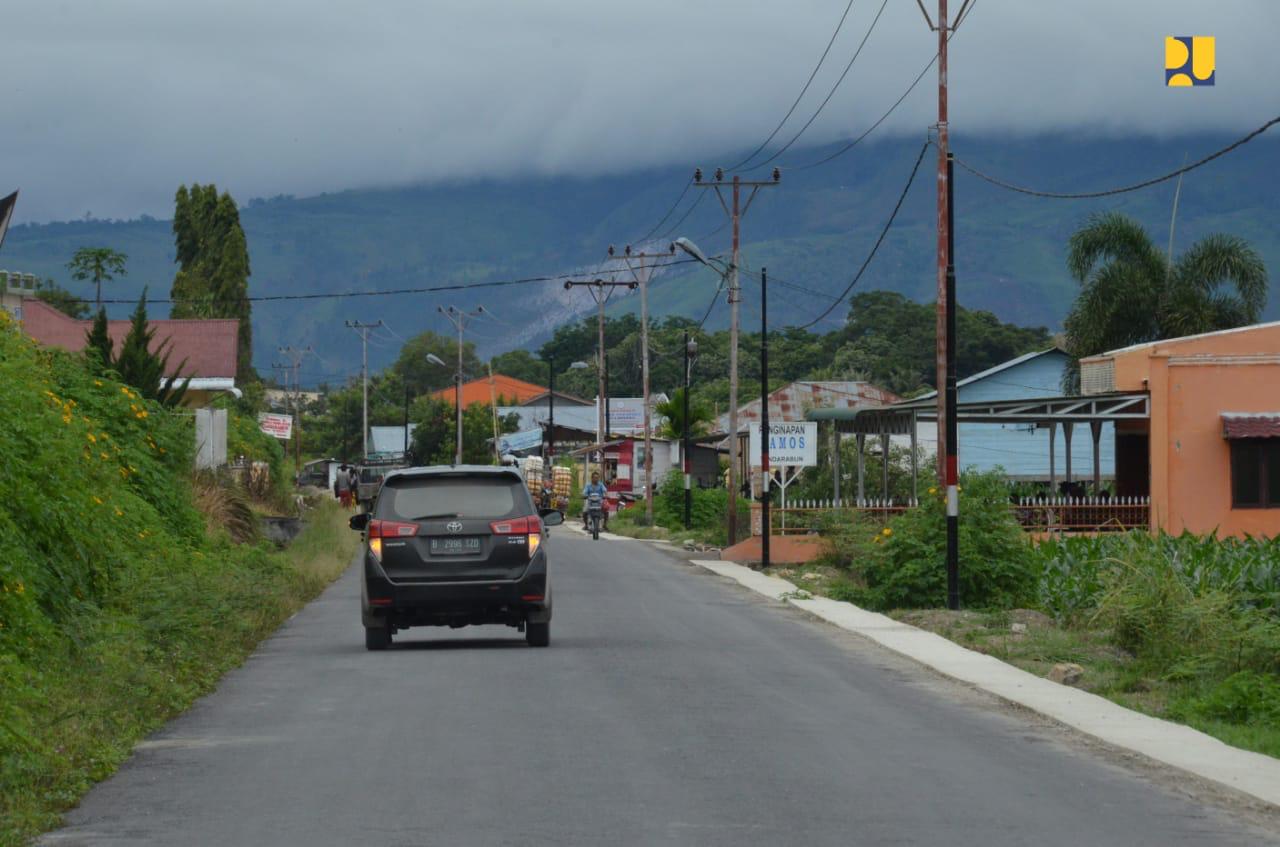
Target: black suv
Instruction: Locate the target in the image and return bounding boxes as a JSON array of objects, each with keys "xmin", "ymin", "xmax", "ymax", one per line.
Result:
[{"xmin": 349, "ymin": 466, "xmax": 564, "ymax": 650}]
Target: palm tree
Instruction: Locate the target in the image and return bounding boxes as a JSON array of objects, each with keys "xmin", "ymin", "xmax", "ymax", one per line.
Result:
[
  {"xmin": 1063, "ymin": 213, "xmax": 1267, "ymax": 366},
  {"xmin": 655, "ymin": 388, "xmax": 715, "ymax": 440}
]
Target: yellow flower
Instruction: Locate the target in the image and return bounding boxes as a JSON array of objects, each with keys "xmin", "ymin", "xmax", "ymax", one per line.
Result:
[
  {"xmin": 138, "ymin": 532, "xmax": 146, "ymax": 540},
  {"xmin": 121, "ymin": 387, "xmax": 131, "ymax": 396},
  {"xmin": 119, "ymin": 467, "xmax": 129, "ymax": 479},
  {"xmin": 882, "ymin": 527, "xmax": 893, "ymax": 537},
  {"xmin": 138, "ymin": 410, "xmax": 148, "ymax": 419},
  {"xmin": 15, "ymin": 583, "xmax": 23, "ymax": 595},
  {"xmin": 100, "ymin": 452, "xmax": 110, "ymax": 460},
  {"xmin": 115, "ymin": 508, "xmax": 124, "ymax": 517},
  {"xmin": 94, "ymin": 380, "xmax": 103, "ymax": 387},
  {"xmin": 99, "ymin": 432, "xmax": 109, "ymax": 440},
  {"xmin": 87, "ymin": 433, "xmax": 97, "ymax": 443},
  {"xmin": 928, "ymin": 486, "xmax": 937, "ymax": 495},
  {"xmin": 93, "ymin": 496, "xmax": 103, "ymax": 505}
]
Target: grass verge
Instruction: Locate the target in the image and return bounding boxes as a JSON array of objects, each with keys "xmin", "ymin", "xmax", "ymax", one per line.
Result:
[{"xmin": 0, "ymin": 500, "xmax": 357, "ymax": 846}]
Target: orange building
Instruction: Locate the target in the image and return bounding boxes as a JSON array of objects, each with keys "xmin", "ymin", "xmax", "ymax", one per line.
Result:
[
  {"xmin": 1081, "ymin": 321, "xmax": 1280, "ymax": 537},
  {"xmin": 432, "ymin": 374, "xmax": 548, "ymax": 409}
]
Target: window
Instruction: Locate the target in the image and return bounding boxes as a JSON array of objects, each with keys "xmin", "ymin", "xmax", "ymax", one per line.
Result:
[
  {"xmin": 1230, "ymin": 439, "xmax": 1280, "ymax": 508},
  {"xmin": 378, "ymin": 476, "xmax": 526, "ymax": 521}
]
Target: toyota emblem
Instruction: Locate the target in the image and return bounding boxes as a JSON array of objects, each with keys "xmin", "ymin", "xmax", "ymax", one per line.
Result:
[{"xmin": 446, "ymin": 520, "xmax": 463, "ymax": 534}]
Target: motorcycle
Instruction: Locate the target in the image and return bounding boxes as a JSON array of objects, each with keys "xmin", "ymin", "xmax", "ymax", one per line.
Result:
[{"xmin": 585, "ymin": 491, "xmax": 604, "ymax": 540}]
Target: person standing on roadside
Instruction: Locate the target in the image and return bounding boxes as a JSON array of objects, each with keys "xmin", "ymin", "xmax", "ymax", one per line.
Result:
[
  {"xmin": 348, "ymin": 465, "xmax": 360, "ymax": 510},
  {"xmin": 336, "ymin": 464, "xmax": 352, "ymax": 508}
]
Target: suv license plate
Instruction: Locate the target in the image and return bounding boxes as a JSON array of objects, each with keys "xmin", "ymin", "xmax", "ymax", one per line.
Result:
[{"xmin": 429, "ymin": 536, "xmax": 482, "ymax": 556}]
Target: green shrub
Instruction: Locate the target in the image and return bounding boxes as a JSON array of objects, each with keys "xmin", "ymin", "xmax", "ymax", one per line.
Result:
[
  {"xmin": 853, "ymin": 470, "xmax": 1034, "ymax": 610},
  {"xmin": 1171, "ymin": 671, "xmax": 1280, "ymax": 726},
  {"xmin": 653, "ymin": 474, "xmax": 749, "ymax": 545}
]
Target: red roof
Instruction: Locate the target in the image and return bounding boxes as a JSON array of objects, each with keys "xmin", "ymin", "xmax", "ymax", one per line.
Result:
[
  {"xmin": 1222, "ymin": 413, "xmax": 1280, "ymax": 439},
  {"xmin": 433, "ymin": 374, "xmax": 548, "ymax": 408},
  {"xmin": 20, "ymin": 299, "xmax": 239, "ymax": 379}
]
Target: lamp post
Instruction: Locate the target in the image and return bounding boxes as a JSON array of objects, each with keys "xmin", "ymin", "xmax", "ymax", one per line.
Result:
[
  {"xmin": 683, "ymin": 332, "xmax": 698, "ymax": 530},
  {"xmin": 674, "ymin": 236, "xmax": 738, "ymax": 536},
  {"xmin": 760, "ymin": 267, "xmax": 770, "ymax": 569},
  {"xmin": 425, "ymin": 353, "xmax": 455, "ymax": 462}
]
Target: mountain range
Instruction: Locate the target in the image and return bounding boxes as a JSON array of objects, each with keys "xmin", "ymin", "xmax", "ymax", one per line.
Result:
[{"xmin": 4, "ymin": 131, "xmax": 1277, "ymax": 386}]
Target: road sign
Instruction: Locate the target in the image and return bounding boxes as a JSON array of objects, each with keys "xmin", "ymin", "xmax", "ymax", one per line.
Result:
[
  {"xmin": 750, "ymin": 421, "xmax": 817, "ymax": 468},
  {"xmin": 257, "ymin": 412, "xmax": 294, "ymax": 440}
]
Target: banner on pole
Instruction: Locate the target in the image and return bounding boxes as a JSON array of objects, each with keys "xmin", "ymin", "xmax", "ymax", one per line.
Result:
[
  {"xmin": 749, "ymin": 421, "xmax": 817, "ymax": 468},
  {"xmin": 257, "ymin": 412, "xmax": 294, "ymax": 440}
]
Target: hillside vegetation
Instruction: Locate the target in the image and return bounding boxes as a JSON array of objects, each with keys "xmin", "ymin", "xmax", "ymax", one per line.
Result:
[
  {"xmin": 0, "ymin": 309, "xmax": 355, "ymax": 845},
  {"xmin": 5, "ymin": 133, "xmax": 1277, "ymax": 377}
]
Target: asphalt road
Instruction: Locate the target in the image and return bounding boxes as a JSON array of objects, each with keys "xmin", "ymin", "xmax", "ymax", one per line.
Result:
[{"xmin": 44, "ymin": 530, "xmax": 1280, "ymax": 846}]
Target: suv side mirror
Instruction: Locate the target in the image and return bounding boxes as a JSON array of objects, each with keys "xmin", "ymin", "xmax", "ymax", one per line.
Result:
[
  {"xmin": 349, "ymin": 513, "xmax": 370, "ymax": 531},
  {"xmin": 538, "ymin": 509, "xmax": 564, "ymax": 527}
]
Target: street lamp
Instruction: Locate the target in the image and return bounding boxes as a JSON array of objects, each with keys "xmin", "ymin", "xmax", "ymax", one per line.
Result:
[
  {"xmin": 683, "ymin": 333, "xmax": 698, "ymax": 530},
  {"xmin": 425, "ymin": 353, "xmax": 462, "ymax": 464}
]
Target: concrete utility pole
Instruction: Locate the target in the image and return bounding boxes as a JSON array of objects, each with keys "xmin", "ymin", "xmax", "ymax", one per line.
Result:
[
  {"xmin": 276, "ymin": 345, "xmax": 312, "ymax": 473},
  {"xmin": 917, "ymin": 0, "xmax": 971, "ymax": 483},
  {"xmin": 437, "ymin": 305, "xmax": 486, "ymax": 465},
  {"xmin": 345, "ymin": 321, "xmax": 382, "ymax": 460},
  {"xmin": 691, "ymin": 166, "xmax": 780, "ymax": 545},
  {"xmin": 563, "ymin": 277, "xmax": 638, "ymax": 451},
  {"xmin": 615, "ymin": 243, "xmax": 676, "ymax": 528}
]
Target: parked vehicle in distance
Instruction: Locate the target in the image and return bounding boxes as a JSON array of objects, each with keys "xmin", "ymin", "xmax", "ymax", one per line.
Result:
[
  {"xmin": 349, "ymin": 465, "xmax": 564, "ymax": 650},
  {"xmin": 355, "ymin": 455, "xmax": 407, "ymax": 510}
]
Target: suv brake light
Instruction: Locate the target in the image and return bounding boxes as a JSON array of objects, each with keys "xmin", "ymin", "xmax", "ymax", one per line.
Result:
[
  {"xmin": 489, "ymin": 515, "xmax": 542, "ymax": 558},
  {"xmin": 367, "ymin": 519, "xmax": 418, "ymax": 561}
]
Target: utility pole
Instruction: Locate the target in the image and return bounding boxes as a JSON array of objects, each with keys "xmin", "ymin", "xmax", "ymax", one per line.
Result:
[
  {"xmin": 691, "ymin": 166, "xmax": 780, "ymax": 544},
  {"xmin": 437, "ymin": 306, "xmax": 486, "ymax": 465},
  {"xmin": 563, "ymin": 277, "xmax": 638, "ymax": 451},
  {"xmin": 917, "ymin": 0, "xmax": 971, "ymax": 483},
  {"xmin": 683, "ymin": 331, "xmax": 694, "ymax": 530},
  {"xmin": 615, "ymin": 244, "xmax": 676, "ymax": 527},
  {"xmin": 345, "ymin": 320, "xmax": 381, "ymax": 460},
  {"xmin": 277, "ymin": 345, "xmax": 312, "ymax": 473},
  {"xmin": 760, "ymin": 267, "xmax": 771, "ymax": 569}
]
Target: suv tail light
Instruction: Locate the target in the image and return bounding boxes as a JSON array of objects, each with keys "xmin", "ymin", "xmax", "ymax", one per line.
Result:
[
  {"xmin": 367, "ymin": 519, "xmax": 418, "ymax": 561},
  {"xmin": 489, "ymin": 515, "xmax": 543, "ymax": 558}
]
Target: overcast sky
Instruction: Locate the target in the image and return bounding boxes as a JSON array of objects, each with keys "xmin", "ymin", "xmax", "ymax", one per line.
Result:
[{"xmin": 6, "ymin": 0, "xmax": 1275, "ymax": 223}]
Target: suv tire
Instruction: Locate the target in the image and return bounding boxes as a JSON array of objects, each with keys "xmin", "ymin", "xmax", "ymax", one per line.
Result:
[
  {"xmin": 526, "ymin": 621, "xmax": 550, "ymax": 648},
  {"xmin": 365, "ymin": 624, "xmax": 392, "ymax": 651}
]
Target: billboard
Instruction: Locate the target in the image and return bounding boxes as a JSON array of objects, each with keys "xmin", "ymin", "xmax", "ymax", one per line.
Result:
[
  {"xmin": 257, "ymin": 412, "xmax": 294, "ymax": 440},
  {"xmin": 749, "ymin": 421, "xmax": 817, "ymax": 468}
]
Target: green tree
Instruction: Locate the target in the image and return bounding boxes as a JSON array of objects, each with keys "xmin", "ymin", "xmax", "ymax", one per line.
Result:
[
  {"xmin": 66, "ymin": 247, "xmax": 127, "ymax": 310},
  {"xmin": 490, "ymin": 348, "xmax": 549, "ymax": 386},
  {"xmin": 36, "ymin": 278, "xmax": 90, "ymax": 319},
  {"xmin": 114, "ymin": 290, "xmax": 190, "ymax": 408},
  {"xmin": 410, "ymin": 399, "xmax": 519, "ymax": 465},
  {"xmin": 395, "ymin": 330, "xmax": 481, "ymax": 395},
  {"xmin": 84, "ymin": 308, "xmax": 114, "ymax": 366},
  {"xmin": 170, "ymin": 184, "xmax": 254, "ymax": 379},
  {"xmin": 655, "ymin": 388, "xmax": 715, "ymax": 439},
  {"xmin": 1063, "ymin": 212, "xmax": 1268, "ymax": 367}
]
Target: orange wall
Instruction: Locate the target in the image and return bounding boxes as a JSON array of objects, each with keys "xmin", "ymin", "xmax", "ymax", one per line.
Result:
[{"xmin": 1154, "ymin": 358, "xmax": 1280, "ymax": 537}]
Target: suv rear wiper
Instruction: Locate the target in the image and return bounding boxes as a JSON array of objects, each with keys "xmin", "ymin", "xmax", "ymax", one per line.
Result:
[{"xmin": 409, "ymin": 512, "xmax": 460, "ymax": 521}]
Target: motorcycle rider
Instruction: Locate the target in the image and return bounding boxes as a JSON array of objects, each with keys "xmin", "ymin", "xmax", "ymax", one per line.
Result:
[{"xmin": 582, "ymin": 471, "xmax": 608, "ymax": 531}]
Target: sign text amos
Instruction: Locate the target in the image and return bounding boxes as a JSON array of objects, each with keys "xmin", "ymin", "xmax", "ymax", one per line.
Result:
[
  {"xmin": 749, "ymin": 421, "xmax": 817, "ymax": 467},
  {"xmin": 257, "ymin": 412, "xmax": 294, "ymax": 440}
]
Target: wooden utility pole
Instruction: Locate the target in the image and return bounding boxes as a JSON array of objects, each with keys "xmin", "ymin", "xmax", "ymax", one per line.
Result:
[
  {"xmin": 276, "ymin": 345, "xmax": 312, "ymax": 473},
  {"xmin": 344, "ymin": 321, "xmax": 382, "ymax": 459},
  {"xmin": 691, "ymin": 167, "xmax": 780, "ymax": 545},
  {"xmin": 917, "ymin": 0, "xmax": 970, "ymax": 482},
  {"xmin": 616, "ymin": 244, "xmax": 676, "ymax": 527},
  {"xmin": 437, "ymin": 306, "xmax": 486, "ymax": 464},
  {"xmin": 563, "ymin": 277, "xmax": 638, "ymax": 450}
]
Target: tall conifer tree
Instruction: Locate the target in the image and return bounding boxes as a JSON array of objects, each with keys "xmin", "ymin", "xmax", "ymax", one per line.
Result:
[{"xmin": 170, "ymin": 183, "xmax": 254, "ymax": 379}]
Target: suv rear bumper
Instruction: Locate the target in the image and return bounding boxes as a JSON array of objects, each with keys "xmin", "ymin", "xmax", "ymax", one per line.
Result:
[{"xmin": 361, "ymin": 551, "xmax": 551, "ymax": 629}]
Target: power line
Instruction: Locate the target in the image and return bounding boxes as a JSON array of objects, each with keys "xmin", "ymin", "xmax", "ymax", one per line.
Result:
[
  {"xmin": 953, "ymin": 115, "xmax": 1280, "ymax": 199},
  {"xmin": 727, "ymin": 0, "xmax": 860, "ymax": 171},
  {"xmin": 85, "ymin": 257, "xmax": 703, "ymax": 306},
  {"xmin": 794, "ymin": 139, "xmax": 930, "ymax": 331},
  {"xmin": 744, "ymin": 0, "xmax": 892, "ymax": 173}
]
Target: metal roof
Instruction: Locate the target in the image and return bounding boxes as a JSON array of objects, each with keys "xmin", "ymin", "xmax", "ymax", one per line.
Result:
[{"xmin": 811, "ymin": 393, "xmax": 1150, "ymax": 435}]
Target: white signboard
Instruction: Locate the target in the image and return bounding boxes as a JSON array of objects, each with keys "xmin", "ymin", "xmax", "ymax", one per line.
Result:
[
  {"xmin": 749, "ymin": 421, "xmax": 817, "ymax": 467},
  {"xmin": 257, "ymin": 412, "xmax": 294, "ymax": 440}
]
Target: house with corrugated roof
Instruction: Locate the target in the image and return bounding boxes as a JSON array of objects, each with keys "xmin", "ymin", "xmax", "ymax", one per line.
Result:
[{"xmin": 17, "ymin": 297, "xmax": 240, "ymax": 406}]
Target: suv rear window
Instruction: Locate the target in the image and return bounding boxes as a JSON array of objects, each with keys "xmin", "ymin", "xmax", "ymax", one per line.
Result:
[{"xmin": 377, "ymin": 476, "xmax": 528, "ymax": 521}]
